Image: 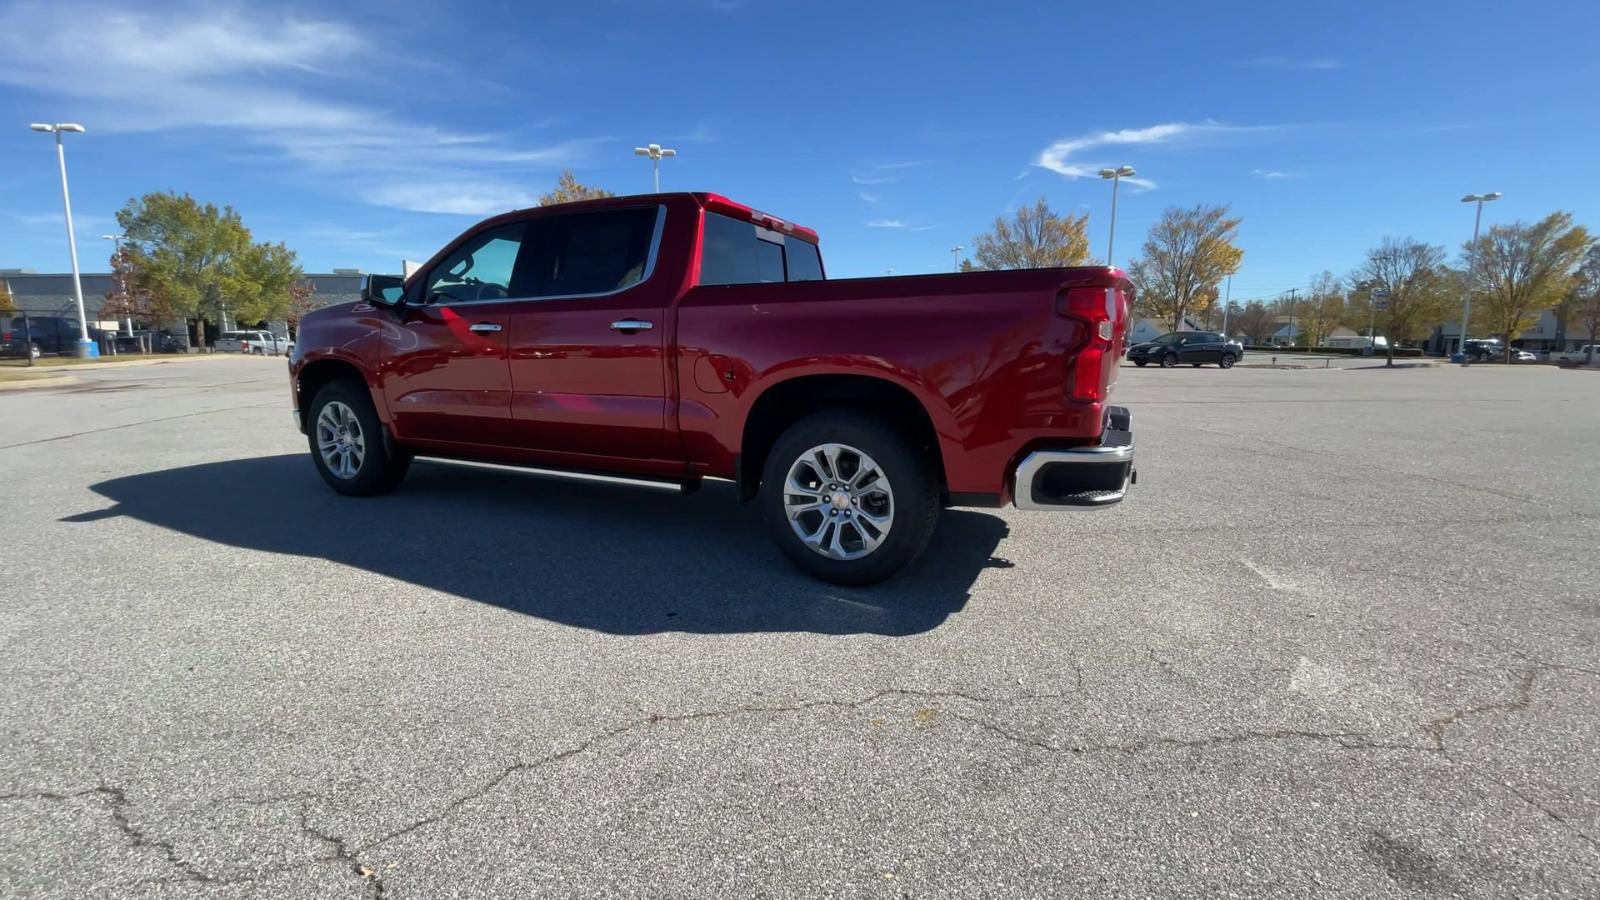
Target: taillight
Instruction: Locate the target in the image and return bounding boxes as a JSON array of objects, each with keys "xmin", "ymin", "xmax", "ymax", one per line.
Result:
[{"xmin": 1057, "ymin": 286, "xmax": 1121, "ymax": 403}]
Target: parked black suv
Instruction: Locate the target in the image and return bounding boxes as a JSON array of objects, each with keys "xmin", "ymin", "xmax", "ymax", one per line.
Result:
[{"xmin": 1127, "ymin": 331, "xmax": 1244, "ymax": 368}]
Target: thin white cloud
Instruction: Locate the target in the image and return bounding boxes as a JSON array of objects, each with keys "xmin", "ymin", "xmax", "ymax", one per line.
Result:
[
  {"xmin": 1242, "ymin": 55, "xmax": 1342, "ymax": 70},
  {"xmin": 1252, "ymin": 169, "xmax": 1295, "ymax": 180},
  {"xmin": 859, "ymin": 192, "xmax": 880, "ymax": 203},
  {"xmin": 364, "ymin": 182, "xmax": 536, "ymax": 216},
  {"xmin": 851, "ymin": 174, "xmax": 893, "ymax": 186},
  {"xmin": 1034, "ymin": 121, "xmax": 1278, "ymax": 190},
  {"xmin": 866, "ymin": 219, "xmax": 909, "ymax": 229},
  {"xmin": 0, "ymin": 2, "xmax": 587, "ymax": 215},
  {"xmin": 871, "ymin": 161, "xmax": 927, "ymax": 170}
]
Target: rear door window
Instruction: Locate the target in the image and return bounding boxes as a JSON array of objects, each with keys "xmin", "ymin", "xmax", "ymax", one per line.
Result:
[
  {"xmin": 699, "ymin": 212, "xmax": 825, "ymax": 285},
  {"xmin": 522, "ymin": 207, "xmax": 660, "ymax": 299}
]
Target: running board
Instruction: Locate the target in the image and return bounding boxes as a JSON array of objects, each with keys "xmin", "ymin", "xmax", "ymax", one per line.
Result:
[{"xmin": 413, "ymin": 456, "xmax": 698, "ymax": 495}]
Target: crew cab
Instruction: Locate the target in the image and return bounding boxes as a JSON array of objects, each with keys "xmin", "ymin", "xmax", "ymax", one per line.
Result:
[
  {"xmin": 288, "ymin": 193, "xmax": 1137, "ymax": 584},
  {"xmin": 1551, "ymin": 345, "xmax": 1598, "ymax": 365}
]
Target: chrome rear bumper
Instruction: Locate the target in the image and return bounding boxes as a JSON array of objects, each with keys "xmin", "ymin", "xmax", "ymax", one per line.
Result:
[{"xmin": 1013, "ymin": 407, "xmax": 1135, "ymax": 511}]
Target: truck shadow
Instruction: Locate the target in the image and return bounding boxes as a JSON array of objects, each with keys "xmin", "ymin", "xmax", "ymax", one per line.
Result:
[{"xmin": 65, "ymin": 455, "xmax": 1010, "ymax": 636}]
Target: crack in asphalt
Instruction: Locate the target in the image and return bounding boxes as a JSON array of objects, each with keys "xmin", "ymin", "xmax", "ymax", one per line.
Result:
[
  {"xmin": 8, "ymin": 661, "xmax": 1599, "ymax": 887},
  {"xmin": 0, "ymin": 401, "xmax": 281, "ymax": 451},
  {"xmin": 0, "ymin": 785, "xmax": 232, "ymax": 885}
]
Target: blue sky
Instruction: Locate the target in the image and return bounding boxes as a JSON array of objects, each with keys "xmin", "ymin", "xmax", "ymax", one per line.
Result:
[{"xmin": 2, "ymin": 0, "xmax": 1596, "ymax": 303}]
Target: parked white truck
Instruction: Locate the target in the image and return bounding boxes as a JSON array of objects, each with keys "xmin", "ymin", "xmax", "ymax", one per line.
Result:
[{"xmin": 1551, "ymin": 345, "xmax": 1599, "ymax": 365}]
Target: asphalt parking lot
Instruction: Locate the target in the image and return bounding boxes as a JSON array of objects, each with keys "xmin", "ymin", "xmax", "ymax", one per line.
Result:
[{"xmin": 2, "ymin": 356, "xmax": 1597, "ymax": 898}]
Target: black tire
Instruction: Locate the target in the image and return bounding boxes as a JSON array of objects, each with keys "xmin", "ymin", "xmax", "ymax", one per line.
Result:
[
  {"xmin": 1219, "ymin": 353, "xmax": 1236, "ymax": 369},
  {"xmin": 306, "ymin": 380, "xmax": 410, "ymax": 496},
  {"xmin": 1190, "ymin": 363, "xmax": 1201, "ymax": 367},
  {"xmin": 1160, "ymin": 352, "xmax": 1178, "ymax": 368},
  {"xmin": 760, "ymin": 410, "xmax": 940, "ymax": 586},
  {"xmin": 1134, "ymin": 360, "xmax": 1148, "ymax": 367}
]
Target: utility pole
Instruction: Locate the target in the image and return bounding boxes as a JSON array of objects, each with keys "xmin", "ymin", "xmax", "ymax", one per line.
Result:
[{"xmin": 1221, "ymin": 273, "xmax": 1233, "ymax": 337}]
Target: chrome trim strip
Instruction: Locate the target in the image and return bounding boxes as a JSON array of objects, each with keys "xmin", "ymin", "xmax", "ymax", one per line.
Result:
[
  {"xmin": 1013, "ymin": 445, "xmax": 1134, "ymax": 512},
  {"xmin": 414, "ymin": 455, "xmax": 687, "ymax": 493},
  {"xmin": 424, "ymin": 203, "xmax": 668, "ymax": 308}
]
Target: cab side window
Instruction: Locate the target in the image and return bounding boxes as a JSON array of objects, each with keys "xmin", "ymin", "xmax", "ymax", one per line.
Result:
[{"xmin": 424, "ymin": 223, "xmax": 526, "ymax": 304}]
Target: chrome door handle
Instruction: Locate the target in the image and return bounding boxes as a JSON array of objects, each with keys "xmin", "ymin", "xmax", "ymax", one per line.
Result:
[
  {"xmin": 469, "ymin": 322, "xmax": 503, "ymax": 334},
  {"xmin": 610, "ymin": 319, "xmax": 654, "ymax": 332}
]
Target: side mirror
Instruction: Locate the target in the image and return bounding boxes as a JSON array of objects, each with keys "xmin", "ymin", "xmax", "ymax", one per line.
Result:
[{"xmin": 362, "ymin": 274, "xmax": 406, "ymax": 306}]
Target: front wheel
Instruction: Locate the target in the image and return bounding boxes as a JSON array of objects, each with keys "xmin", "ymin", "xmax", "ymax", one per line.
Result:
[
  {"xmin": 307, "ymin": 380, "xmax": 410, "ymax": 496},
  {"xmin": 1160, "ymin": 352, "xmax": 1178, "ymax": 368},
  {"xmin": 1219, "ymin": 353, "xmax": 1236, "ymax": 369},
  {"xmin": 760, "ymin": 410, "xmax": 940, "ymax": 586}
]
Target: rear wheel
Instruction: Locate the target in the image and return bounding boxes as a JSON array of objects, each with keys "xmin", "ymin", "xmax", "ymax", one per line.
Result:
[
  {"xmin": 1219, "ymin": 353, "xmax": 1237, "ymax": 369},
  {"xmin": 1160, "ymin": 352, "xmax": 1178, "ymax": 368},
  {"xmin": 307, "ymin": 380, "xmax": 410, "ymax": 496},
  {"xmin": 1134, "ymin": 359, "xmax": 1148, "ymax": 367},
  {"xmin": 760, "ymin": 410, "xmax": 939, "ymax": 586}
]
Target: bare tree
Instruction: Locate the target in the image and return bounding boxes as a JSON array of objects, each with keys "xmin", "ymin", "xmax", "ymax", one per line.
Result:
[
  {"xmin": 1353, "ymin": 238, "xmax": 1453, "ymax": 366},
  {"xmin": 1126, "ymin": 204, "xmax": 1243, "ymax": 332},
  {"xmin": 1231, "ymin": 299, "xmax": 1274, "ymax": 344},
  {"xmin": 1467, "ymin": 211, "xmax": 1592, "ymax": 362},
  {"xmin": 1300, "ymin": 271, "xmax": 1345, "ymax": 346},
  {"xmin": 1570, "ymin": 245, "xmax": 1600, "ymax": 365},
  {"xmin": 967, "ymin": 198, "xmax": 1091, "ymax": 270},
  {"xmin": 539, "ymin": 170, "xmax": 614, "ymax": 206}
]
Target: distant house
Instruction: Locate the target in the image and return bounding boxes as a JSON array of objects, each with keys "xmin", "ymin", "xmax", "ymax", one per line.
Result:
[{"xmin": 1128, "ymin": 315, "xmax": 1204, "ymax": 344}]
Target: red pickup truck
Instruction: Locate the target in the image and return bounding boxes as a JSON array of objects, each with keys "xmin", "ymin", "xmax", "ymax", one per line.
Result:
[{"xmin": 289, "ymin": 192, "xmax": 1135, "ymax": 584}]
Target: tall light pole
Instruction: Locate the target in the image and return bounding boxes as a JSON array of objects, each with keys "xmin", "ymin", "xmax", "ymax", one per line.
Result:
[
  {"xmin": 1284, "ymin": 288, "xmax": 1299, "ymax": 346},
  {"xmin": 951, "ymin": 246, "xmax": 963, "ymax": 272},
  {"xmin": 1098, "ymin": 165, "xmax": 1136, "ymax": 267},
  {"xmin": 30, "ymin": 123, "xmax": 95, "ymax": 357},
  {"xmin": 633, "ymin": 143, "xmax": 677, "ymax": 192},
  {"xmin": 102, "ymin": 234, "xmax": 131, "ymax": 335},
  {"xmin": 1458, "ymin": 192, "xmax": 1501, "ymax": 359}
]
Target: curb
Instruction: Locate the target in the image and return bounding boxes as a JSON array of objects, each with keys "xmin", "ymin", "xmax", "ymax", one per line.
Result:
[{"xmin": 0, "ymin": 374, "xmax": 78, "ymax": 391}]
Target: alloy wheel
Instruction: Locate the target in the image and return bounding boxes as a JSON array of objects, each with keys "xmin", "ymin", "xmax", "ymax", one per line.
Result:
[
  {"xmin": 315, "ymin": 401, "xmax": 366, "ymax": 479},
  {"xmin": 782, "ymin": 443, "xmax": 895, "ymax": 560}
]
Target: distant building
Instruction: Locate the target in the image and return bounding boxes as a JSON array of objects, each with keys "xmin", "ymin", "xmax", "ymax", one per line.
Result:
[
  {"xmin": 1423, "ymin": 309, "xmax": 1588, "ymax": 355},
  {"xmin": 1, "ymin": 268, "xmax": 364, "ymax": 335}
]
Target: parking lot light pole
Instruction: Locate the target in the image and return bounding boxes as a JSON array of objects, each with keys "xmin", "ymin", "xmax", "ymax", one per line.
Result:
[
  {"xmin": 1458, "ymin": 192, "xmax": 1501, "ymax": 360},
  {"xmin": 1220, "ymin": 273, "xmax": 1233, "ymax": 337},
  {"xmin": 30, "ymin": 123, "xmax": 95, "ymax": 357},
  {"xmin": 1097, "ymin": 166, "xmax": 1136, "ymax": 267},
  {"xmin": 633, "ymin": 144, "xmax": 677, "ymax": 192},
  {"xmin": 951, "ymin": 245, "xmax": 963, "ymax": 272}
]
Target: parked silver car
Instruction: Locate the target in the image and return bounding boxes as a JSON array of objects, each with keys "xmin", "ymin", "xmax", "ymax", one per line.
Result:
[{"xmin": 215, "ymin": 330, "xmax": 292, "ymax": 356}]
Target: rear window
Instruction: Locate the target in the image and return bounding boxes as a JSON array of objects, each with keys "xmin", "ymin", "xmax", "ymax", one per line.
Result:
[{"xmin": 699, "ymin": 212, "xmax": 824, "ymax": 286}]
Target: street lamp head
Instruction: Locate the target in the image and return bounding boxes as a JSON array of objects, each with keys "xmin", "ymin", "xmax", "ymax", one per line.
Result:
[
  {"xmin": 1097, "ymin": 168, "xmax": 1117, "ymax": 178},
  {"xmin": 1117, "ymin": 165, "xmax": 1136, "ymax": 177},
  {"xmin": 101, "ymin": 234, "xmax": 127, "ymax": 241},
  {"xmin": 634, "ymin": 147, "xmax": 649, "ymax": 156},
  {"xmin": 1462, "ymin": 192, "xmax": 1502, "ymax": 203},
  {"xmin": 58, "ymin": 124, "xmax": 85, "ymax": 133},
  {"xmin": 660, "ymin": 148, "xmax": 677, "ymax": 157},
  {"xmin": 30, "ymin": 123, "xmax": 53, "ymax": 132},
  {"xmin": 1483, "ymin": 192, "xmax": 1502, "ymax": 201}
]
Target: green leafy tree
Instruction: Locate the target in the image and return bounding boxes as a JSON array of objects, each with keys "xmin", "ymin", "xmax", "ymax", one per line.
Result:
[
  {"xmin": 1126, "ymin": 204, "xmax": 1243, "ymax": 331},
  {"xmin": 967, "ymin": 198, "xmax": 1090, "ymax": 271},
  {"xmin": 1353, "ymin": 238, "xmax": 1453, "ymax": 366},
  {"xmin": 116, "ymin": 193, "xmax": 302, "ymax": 347},
  {"xmin": 539, "ymin": 170, "xmax": 614, "ymax": 206},
  {"xmin": 1466, "ymin": 211, "xmax": 1592, "ymax": 362}
]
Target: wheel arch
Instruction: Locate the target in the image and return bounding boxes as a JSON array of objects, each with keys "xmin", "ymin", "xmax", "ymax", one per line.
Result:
[
  {"xmin": 735, "ymin": 372, "xmax": 946, "ymax": 502},
  {"xmin": 295, "ymin": 356, "xmax": 379, "ymax": 431}
]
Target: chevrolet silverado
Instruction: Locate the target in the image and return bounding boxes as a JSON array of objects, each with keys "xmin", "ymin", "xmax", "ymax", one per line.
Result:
[{"xmin": 289, "ymin": 192, "xmax": 1136, "ymax": 584}]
